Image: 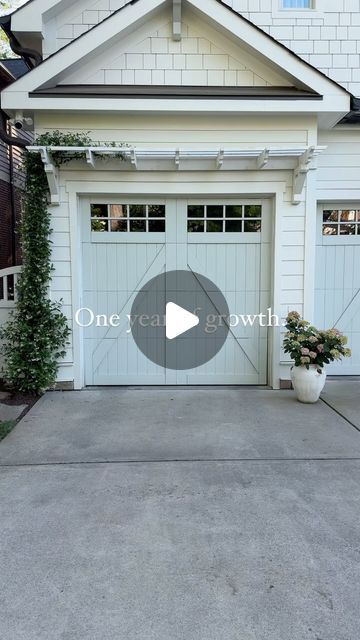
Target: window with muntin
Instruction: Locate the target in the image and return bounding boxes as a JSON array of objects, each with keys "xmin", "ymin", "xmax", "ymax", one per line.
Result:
[{"xmin": 91, "ymin": 204, "xmax": 166, "ymax": 233}]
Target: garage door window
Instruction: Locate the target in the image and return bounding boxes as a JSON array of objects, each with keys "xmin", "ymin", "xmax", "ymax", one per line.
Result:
[
  {"xmin": 323, "ymin": 209, "xmax": 360, "ymax": 236},
  {"xmin": 91, "ymin": 204, "xmax": 166, "ymax": 233},
  {"xmin": 187, "ymin": 204, "xmax": 262, "ymax": 233}
]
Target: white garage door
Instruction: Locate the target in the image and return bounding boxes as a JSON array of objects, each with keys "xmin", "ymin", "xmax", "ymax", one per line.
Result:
[
  {"xmin": 315, "ymin": 206, "xmax": 360, "ymax": 375},
  {"xmin": 81, "ymin": 198, "xmax": 271, "ymax": 385}
]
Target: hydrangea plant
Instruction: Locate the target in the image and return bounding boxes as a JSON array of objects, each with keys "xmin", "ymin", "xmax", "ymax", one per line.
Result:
[{"xmin": 283, "ymin": 311, "xmax": 351, "ymax": 370}]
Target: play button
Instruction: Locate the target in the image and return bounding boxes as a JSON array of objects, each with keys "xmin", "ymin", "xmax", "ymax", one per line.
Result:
[
  {"xmin": 130, "ymin": 270, "xmax": 230, "ymax": 370},
  {"xmin": 165, "ymin": 302, "xmax": 200, "ymax": 340}
]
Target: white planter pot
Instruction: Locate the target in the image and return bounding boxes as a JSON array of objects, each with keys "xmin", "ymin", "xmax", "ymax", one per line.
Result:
[{"xmin": 290, "ymin": 364, "xmax": 327, "ymax": 404}]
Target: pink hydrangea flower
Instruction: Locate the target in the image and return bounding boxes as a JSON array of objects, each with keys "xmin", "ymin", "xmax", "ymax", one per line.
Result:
[
  {"xmin": 317, "ymin": 344, "xmax": 324, "ymax": 353},
  {"xmin": 309, "ymin": 351, "xmax": 317, "ymax": 359},
  {"xmin": 301, "ymin": 348, "xmax": 310, "ymax": 356}
]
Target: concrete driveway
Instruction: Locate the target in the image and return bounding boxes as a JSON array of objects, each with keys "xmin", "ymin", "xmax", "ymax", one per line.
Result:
[{"xmin": 0, "ymin": 383, "xmax": 359, "ymax": 640}]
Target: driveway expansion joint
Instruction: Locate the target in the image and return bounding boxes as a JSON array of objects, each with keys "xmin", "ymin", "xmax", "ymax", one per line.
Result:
[
  {"xmin": 2, "ymin": 456, "xmax": 360, "ymax": 469},
  {"xmin": 320, "ymin": 397, "xmax": 360, "ymax": 433}
]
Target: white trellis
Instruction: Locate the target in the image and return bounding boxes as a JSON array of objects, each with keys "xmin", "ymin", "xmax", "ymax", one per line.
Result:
[{"xmin": 27, "ymin": 145, "xmax": 326, "ymax": 206}]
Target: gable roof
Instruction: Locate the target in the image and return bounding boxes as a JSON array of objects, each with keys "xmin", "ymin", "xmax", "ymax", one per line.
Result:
[
  {"xmin": 1, "ymin": 0, "xmax": 352, "ymax": 98},
  {"xmin": 0, "ymin": 0, "xmax": 351, "ymax": 126}
]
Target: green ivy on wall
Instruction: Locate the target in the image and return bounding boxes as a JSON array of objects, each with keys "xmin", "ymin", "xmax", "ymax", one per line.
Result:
[{"xmin": 0, "ymin": 131, "xmax": 125, "ymax": 395}]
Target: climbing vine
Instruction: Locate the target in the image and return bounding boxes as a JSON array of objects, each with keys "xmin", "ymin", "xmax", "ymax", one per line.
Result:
[{"xmin": 0, "ymin": 131, "xmax": 125, "ymax": 394}]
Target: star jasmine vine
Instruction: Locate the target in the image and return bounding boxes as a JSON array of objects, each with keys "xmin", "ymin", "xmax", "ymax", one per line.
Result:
[{"xmin": 0, "ymin": 131, "xmax": 125, "ymax": 394}]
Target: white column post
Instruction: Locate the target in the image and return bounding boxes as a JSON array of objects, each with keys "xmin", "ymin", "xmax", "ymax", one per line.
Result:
[{"xmin": 303, "ymin": 137, "xmax": 318, "ymax": 324}]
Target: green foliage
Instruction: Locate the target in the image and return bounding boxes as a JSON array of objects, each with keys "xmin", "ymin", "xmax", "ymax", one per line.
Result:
[
  {"xmin": 36, "ymin": 130, "xmax": 96, "ymax": 161},
  {"xmin": 35, "ymin": 130, "xmax": 126, "ymax": 166},
  {"xmin": 0, "ymin": 131, "xmax": 126, "ymax": 395},
  {"xmin": 283, "ymin": 311, "xmax": 351, "ymax": 369},
  {"xmin": 0, "ymin": 144, "xmax": 70, "ymax": 394},
  {"xmin": 0, "ymin": 420, "xmax": 16, "ymax": 442}
]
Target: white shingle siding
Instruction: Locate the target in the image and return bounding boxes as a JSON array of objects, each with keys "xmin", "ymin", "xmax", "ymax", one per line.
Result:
[
  {"xmin": 63, "ymin": 13, "xmax": 289, "ymax": 86},
  {"xmin": 223, "ymin": 0, "xmax": 360, "ymax": 93},
  {"xmin": 317, "ymin": 129, "xmax": 360, "ymax": 199},
  {"xmin": 45, "ymin": 0, "xmax": 360, "ymax": 94}
]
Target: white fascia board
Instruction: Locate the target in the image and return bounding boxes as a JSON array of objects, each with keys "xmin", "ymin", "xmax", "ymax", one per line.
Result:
[
  {"xmin": 11, "ymin": 0, "xmax": 70, "ymax": 33},
  {"xmin": 187, "ymin": 0, "xmax": 350, "ymax": 101},
  {"xmin": 3, "ymin": 0, "xmax": 167, "ymax": 95},
  {"xmin": 0, "ymin": 94, "xmax": 350, "ymax": 117}
]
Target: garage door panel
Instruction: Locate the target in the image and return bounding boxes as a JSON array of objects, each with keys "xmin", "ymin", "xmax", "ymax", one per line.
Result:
[
  {"xmin": 82, "ymin": 198, "xmax": 271, "ymax": 385},
  {"xmin": 82, "ymin": 244, "xmax": 95, "ymax": 291},
  {"xmin": 346, "ymin": 246, "xmax": 360, "ymax": 288},
  {"xmin": 260, "ymin": 243, "xmax": 272, "ymax": 291},
  {"xmin": 315, "ymin": 286, "xmax": 350, "ymax": 329},
  {"xmin": 235, "ymin": 248, "xmax": 248, "ymax": 292},
  {"xmin": 83, "ymin": 240, "xmax": 166, "ymax": 384},
  {"xmin": 92, "ymin": 337, "xmax": 166, "ymax": 385},
  {"xmin": 316, "ymin": 208, "xmax": 360, "ymax": 375},
  {"xmin": 186, "ymin": 338, "xmax": 267, "ymax": 384},
  {"xmin": 224, "ymin": 245, "xmax": 237, "ymax": 291},
  {"xmin": 188, "ymin": 243, "xmax": 261, "ymax": 294},
  {"xmin": 125, "ymin": 336, "xmax": 166, "ymax": 379},
  {"xmin": 187, "ymin": 242, "xmax": 268, "ymax": 383},
  {"xmin": 316, "ymin": 291, "xmax": 347, "ymax": 330},
  {"xmin": 83, "ymin": 245, "xmax": 166, "ymax": 295},
  {"xmin": 331, "ymin": 247, "xmax": 345, "ymax": 292},
  {"xmin": 88, "ymin": 330, "xmax": 177, "ymax": 384},
  {"xmin": 82, "ymin": 291, "xmax": 131, "ymax": 340},
  {"xmin": 187, "ymin": 244, "xmax": 221, "ymax": 291}
]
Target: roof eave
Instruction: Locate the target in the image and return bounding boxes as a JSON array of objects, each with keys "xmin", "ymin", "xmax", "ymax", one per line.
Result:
[
  {"xmin": 338, "ymin": 97, "xmax": 360, "ymax": 124},
  {"xmin": 0, "ymin": 14, "xmax": 39, "ymax": 69}
]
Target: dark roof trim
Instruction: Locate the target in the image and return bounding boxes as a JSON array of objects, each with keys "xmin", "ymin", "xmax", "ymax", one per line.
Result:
[
  {"xmin": 30, "ymin": 85, "xmax": 323, "ymax": 100},
  {"xmin": 338, "ymin": 96, "xmax": 360, "ymax": 124}
]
